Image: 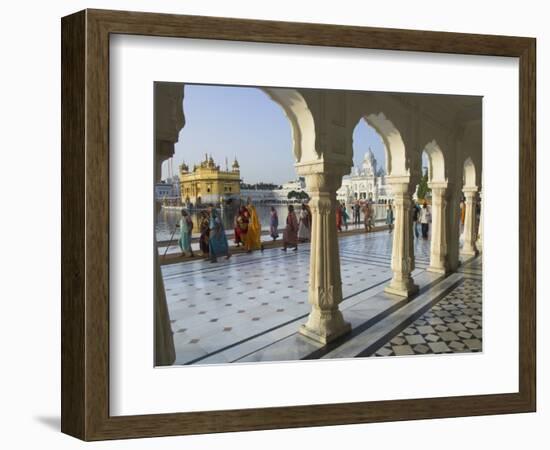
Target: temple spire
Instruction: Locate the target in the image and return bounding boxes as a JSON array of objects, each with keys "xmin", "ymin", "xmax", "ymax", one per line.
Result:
[{"xmin": 232, "ymin": 156, "xmax": 240, "ymax": 171}]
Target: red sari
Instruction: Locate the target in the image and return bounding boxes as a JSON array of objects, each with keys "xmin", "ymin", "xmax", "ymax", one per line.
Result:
[
  {"xmin": 336, "ymin": 205, "xmax": 343, "ymax": 231},
  {"xmin": 234, "ymin": 207, "xmax": 249, "ymax": 245},
  {"xmin": 283, "ymin": 211, "xmax": 299, "ymax": 246}
]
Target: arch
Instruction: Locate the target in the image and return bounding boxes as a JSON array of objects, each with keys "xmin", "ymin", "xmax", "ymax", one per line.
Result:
[
  {"xmin": 463, "ymin": 157, "xmax": 477, "ymax": 188},
  {"xmin": 423, "ymin": 140, "xmax": 446, "ymax": 183},
  {"xmin": 362, "ymin": 112, "xmax": 408, "ymax": 178},
  {"xmin": 261, "ymin": 88, "xmax": 316, "ymax": 164}
]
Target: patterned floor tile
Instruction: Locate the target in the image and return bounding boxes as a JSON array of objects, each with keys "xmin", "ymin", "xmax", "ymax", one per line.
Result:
[
  {"xmin": 163, "ymin": 229, "xmax": 481, "ymax": 364},
  {"xmin": 372, "ymin": 277, "xmax": 482, "ymax": 357}
]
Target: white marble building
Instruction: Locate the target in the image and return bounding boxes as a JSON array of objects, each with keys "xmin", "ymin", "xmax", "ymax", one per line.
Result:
[
  {"xmin": 154, "ymin": 182, "xmax": 173, "ymax": 200},
  {"xmin": 337, "ymin": 148, "xmax": 390, "ymax": 204},
  {"xmin": 154, "ymin": 83, "xmax": 482, "ymax": 361},
  {"xmin": 241, "ymin": 178, "xmax": 308, "ymax": 203},
  {"xmin": 273, "ymin": 178, "xmax": 307, "ymax": 202}
]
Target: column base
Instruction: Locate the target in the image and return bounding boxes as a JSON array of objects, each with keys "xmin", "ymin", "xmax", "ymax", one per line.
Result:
[
  {"xmin": 299, "ymin": 309, "xmax": 351, "ymax": 344},
  {"xmin": 476, "ymin": 240, "xmax": 482, "ymax": 253},
  {"xmin": 460, "ymin": 249, "xmax": 479, "ymax": 261},
  {"xmin": 427, "ymin": 265, "xmax": 449, "ymax": 275},
  {"xmin": 384, "ymin": 279, "xmax": 419, "ymax": 298}
]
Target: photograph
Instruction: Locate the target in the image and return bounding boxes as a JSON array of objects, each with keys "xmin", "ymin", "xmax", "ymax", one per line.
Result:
[
  {"xmin": 54, "ymin": 5, "xmax": 537, "ymax": 443},
  {"xmin": 154, "ymin": 83, "xmax": 483, "ymax": 366}
]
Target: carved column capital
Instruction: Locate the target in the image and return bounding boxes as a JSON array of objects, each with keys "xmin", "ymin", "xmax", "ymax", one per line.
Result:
[
  {"xmin": 295, "ymin": 160, "xmax": 351, "ymax": 189},
  {"xmin": 387, "ymin": 179, "xmax": 415, "ymax": 197},
  {"xmin": 303, "ymin": 172, "xmax": 343, "ymax": 193},
  {"xmin": 463, "ymin": 186, "xmax": 478, "ymax": 197}
]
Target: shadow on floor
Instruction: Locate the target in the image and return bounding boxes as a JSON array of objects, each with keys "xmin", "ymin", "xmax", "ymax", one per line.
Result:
[{"xmin": 34, "ymin": 415, "xmax": 60, "ymax": 431}]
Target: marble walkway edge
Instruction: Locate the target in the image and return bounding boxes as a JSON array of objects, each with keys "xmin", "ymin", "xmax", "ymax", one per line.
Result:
[
  {"xmin": 233, "ymin": 271, "xmax": 453, "ymax": 364},
  {"xmin": 322, "ymin": 273, "xmax": 464, "ymax": 359}
]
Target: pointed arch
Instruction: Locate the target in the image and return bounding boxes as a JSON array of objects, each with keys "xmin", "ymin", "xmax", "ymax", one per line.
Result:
[
  {"xmin": 363, "ymin": 112, "xmax": 408, "ymax": 178},
  {"xmin": 260, "ymin": 88, "xmax": 316, "ymax": 164},
  {"xmin": 423, "ymin": 140, "xmax": 446, "ymax": 183},
  {"xmin": 463, "ymin": 157, "xmax": 477, "ymax": 188}
]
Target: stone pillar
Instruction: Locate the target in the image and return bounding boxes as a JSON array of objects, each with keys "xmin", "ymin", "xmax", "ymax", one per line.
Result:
[
  {"xmin": 476, "ymin": 190, "xmax": 483, "ymax": 252},
  {"xmin": 384, "ymin": 180, "xmax": 419, "ymax": 297},
  {"xmin": 298, "ymin": 169, "xmax": 351, "ymax": 344},
  {"xmin": 155, "ymin": 241, "xmax": 175, "ymax": 366},
  {"xmin": 427, "ymin": 183, "xmax": 449, "ymax": 274},
  {"xmin": 461, "ymin": 187, "xmax": 479, "ymax": 257},
  {"xmin": 153, "ymin": 83, "xmax": 185, "ymax": 366},
  {"xmin": 445, "ymin": 185, "xmax": 462, "ymax": 272}
]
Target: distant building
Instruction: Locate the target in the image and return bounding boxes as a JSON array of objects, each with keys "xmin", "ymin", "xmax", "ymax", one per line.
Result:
[
  {"xmin": 155, "ymin": 181, "xmax": 173, "ymax": 201},
  {"xmin": 179, "ymin": 154, "xmax": 241, "ymax": 206},
  {"xmin": 337, "ymin": 148, "xmax": 391, "ymax": 204},
  {"xmin": 273, "ymin": 178, "xmax": 308, "ymax": 201},
  {"xmin": 168, "ymin": 175, "xmax": 181, "ymax": 200},
  {"xmin": 240, "ymin": 189, "xmax": 278, "ymax": 203},
  {"xmin": 241, "ymin": 178, "xmax": 308, "ymax": 204}
]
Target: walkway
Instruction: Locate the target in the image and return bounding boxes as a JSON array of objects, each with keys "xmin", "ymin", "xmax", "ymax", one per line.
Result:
[
  {"xmin": 157, "ymin": 221, "xmax": 382, "ymax": 262},
  {"xmin": 162, "ymin": 230, "xmax": 482, "ymax": 365}
]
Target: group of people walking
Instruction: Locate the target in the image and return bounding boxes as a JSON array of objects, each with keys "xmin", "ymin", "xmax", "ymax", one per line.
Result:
[
  {"xmin": 175, "ymin": 197, "xmax": 432, "ymax": 263},
  {"xmin": 336, "ymin": 203, "xmax": 350, "ymax": 232},
  {"xmin": 337, "ymin": 199, "xmax": 433, "ymax": 238},
  {"xmin": 338, "ymin": 201, "xmax": 394, "ymax": 233},
  {"xmin": 175, "ymin": 199, "xmax": 313, "ymax": 262},
  {"xmin": 177, "ymin": 205, "xmax": 233, "ymax": 263},
  {"xmin": 280, "ymin": 203, "xmax": 311, "ymax": 251}
]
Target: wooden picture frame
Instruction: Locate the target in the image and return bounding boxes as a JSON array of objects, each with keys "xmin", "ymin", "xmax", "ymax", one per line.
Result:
[{"xmin": 61, "ymin": 9, "xmax": 536, "ymax": 441}]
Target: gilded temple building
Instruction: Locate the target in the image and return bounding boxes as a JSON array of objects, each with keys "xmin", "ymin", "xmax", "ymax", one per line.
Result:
[{"xmin": 179, "ymin": 154, "xmax": 241, "ymax": 206}]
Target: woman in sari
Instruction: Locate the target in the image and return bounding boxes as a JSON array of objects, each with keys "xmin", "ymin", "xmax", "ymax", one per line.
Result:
[
  {"xmin": 269, "ymin": 207, "xmax": 279, "ymax": 241},
  {"xmin": 233, "ymin": 213, "xmax": 242, "ymax": 247},
  {"xmin": 297, "ymin": 203, "xmax": 311, "ymax": 242},
  {"xmin": 282, "ymin": 204, "xmax": 299, "ymax": 251},
  {"xmin": 198, "ymin": 210, "xmax": 210, "ymax": 256},
  {"xmin": 341, "ymin": 203, "xmax": 350, "ymax": 231},
  {"xmin": 244, "ymin": 197, "xmax": 264, "ymax": 252},
  {"xmin": 178, "ymin": 209, "xmax": 194, "ymax": 257},
  {"xmin": 208, "ymin": 207, "xmax": 230, "ymax": 263},
  {"xmin": 234, "ymin": 206, "xmax": 248, "ymax": 247},
  {"xmin": 336, "ymin": 203, "xmax": 343, "ymax": 232},
  {"xmin": 235, "ymin": 206, "xmax": 249, "ymax": 247}
]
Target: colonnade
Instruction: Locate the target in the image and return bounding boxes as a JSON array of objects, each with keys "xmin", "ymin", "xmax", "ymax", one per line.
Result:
[{"xmin": 298, "ymin": 167, "xmax": 481, "ymax": 344}]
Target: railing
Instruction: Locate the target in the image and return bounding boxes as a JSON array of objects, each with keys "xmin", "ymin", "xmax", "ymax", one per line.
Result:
[
  {"xmin": 372, "ymin": 204, "xmax": 388, "ymax": 222},
  {"xmin": 345, "ymin": 203, "xmax": 388, "ymax": 224}
]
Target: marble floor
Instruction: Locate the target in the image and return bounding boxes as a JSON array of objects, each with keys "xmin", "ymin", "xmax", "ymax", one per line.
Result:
[
  {"xmin": 372, "ymin": 274, "xmax": 482, "ymax": 356},
  {"xmin": 161, "ymin": 229, "xmax": 482, "ymax": 365}
]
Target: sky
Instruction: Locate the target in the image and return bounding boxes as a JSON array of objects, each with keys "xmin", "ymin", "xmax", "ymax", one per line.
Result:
[{"xmin": 164, "ymin": 84, "xmax": 388, "ymax": 184}]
